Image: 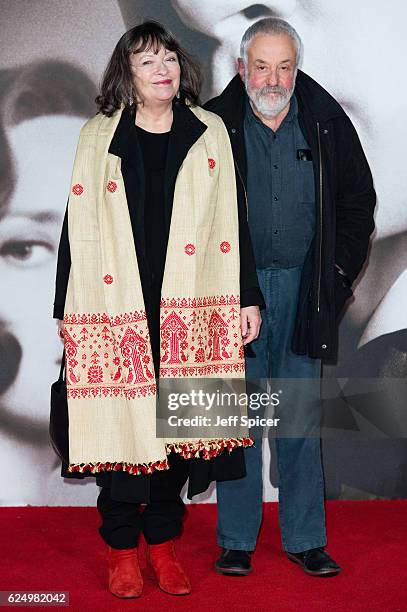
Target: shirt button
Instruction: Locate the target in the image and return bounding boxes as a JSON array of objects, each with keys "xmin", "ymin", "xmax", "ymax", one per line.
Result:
[
  {"xmin": 274, "ymin": 196, "xmax": 279, "ymax": 201},
  {"xmin": 273, "ymin": 164, "xmax": 278, "ymax": 170},
  {"xmin": 231, "ymin": 128, "xmax": 236, "ymax": 134},
  {"xmin": 322, "ymin": 344, "xmax": 327, "ymax": 349}
]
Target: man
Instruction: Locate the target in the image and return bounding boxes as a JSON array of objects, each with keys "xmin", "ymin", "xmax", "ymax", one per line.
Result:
[{"xmin": 205, "ymin": 17, "xmax": 376, "ymax": 576}]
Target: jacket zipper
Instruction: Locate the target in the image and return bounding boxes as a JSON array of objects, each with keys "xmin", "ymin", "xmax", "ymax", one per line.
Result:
[
  {"xmin": 316, "ymin": 121, "xmax": 323, "ymax": 313},
  {"xmin": 234, "ymin": 160, "xmax": 249, "ymax": 221}
]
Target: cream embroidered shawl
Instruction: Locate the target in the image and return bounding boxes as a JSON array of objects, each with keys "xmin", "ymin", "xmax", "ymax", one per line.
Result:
[{"xmin": 63, "ymin": 105, "xmax": 252, "ymax": 475}]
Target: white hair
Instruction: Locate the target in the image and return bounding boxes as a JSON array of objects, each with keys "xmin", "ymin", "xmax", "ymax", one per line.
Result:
[{"xmin": 240, "ymin": 18, "xmax": 303, "ymax": 68}]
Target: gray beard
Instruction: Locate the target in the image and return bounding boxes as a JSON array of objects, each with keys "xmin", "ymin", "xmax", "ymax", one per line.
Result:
[{"xmin": 246, "ymin": 82, "xmax": 295, "ymax": 119}]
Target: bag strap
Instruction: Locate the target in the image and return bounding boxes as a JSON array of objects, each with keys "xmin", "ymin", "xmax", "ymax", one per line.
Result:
[{"xmin": 58, "ymin": 351, "xmax": 66, "ymax": 383}]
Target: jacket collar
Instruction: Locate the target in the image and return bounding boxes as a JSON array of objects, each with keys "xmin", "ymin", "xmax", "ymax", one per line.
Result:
[
  {"xmin": 164, "ymin": 102, "xmax": 207, "ymax": 212},
  {"xmin": 108, "ymin": 105, "xmax": 136, "ymax": 161},
  {"xmin": 109, "ymin": 101, "xmax": 207, "ymax": 165}
]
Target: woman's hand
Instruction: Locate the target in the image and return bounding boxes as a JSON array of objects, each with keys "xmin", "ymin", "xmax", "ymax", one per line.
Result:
[
  {"xmin": 240, "ymin": 306, "xmax": 261, "ymax": 345},
  {"xmin": 56, "ymin": 319, "xmax": 65, "ymax": 343}
]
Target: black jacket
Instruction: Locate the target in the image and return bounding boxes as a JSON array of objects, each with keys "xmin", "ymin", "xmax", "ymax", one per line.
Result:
[{"xmin": 205, "ymin": 72, "xmax": 376, "ymax": 360}]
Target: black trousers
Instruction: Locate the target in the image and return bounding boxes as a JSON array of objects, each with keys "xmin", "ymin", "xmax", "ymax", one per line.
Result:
[{"xmin": 97, "ymin": 453, "xmax": 190, "ymax": 548}]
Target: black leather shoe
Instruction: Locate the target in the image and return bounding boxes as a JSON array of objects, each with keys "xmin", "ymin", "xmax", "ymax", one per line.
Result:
[
  {"xmin": 286, "ymin": 547, "xmax": 341, "ymax": 576},
  {"xmin": 215, "ymin": 549, "xmax": 252, "ymax": 576}
]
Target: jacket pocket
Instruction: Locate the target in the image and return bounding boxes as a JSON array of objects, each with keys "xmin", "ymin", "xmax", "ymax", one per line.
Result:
[{"xmin": 334, "ymin": 268, "xmax": 353, "ymax": 320}]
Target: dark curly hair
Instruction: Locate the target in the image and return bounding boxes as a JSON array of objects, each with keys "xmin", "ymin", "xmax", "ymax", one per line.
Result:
[{"xmin": 96, "ymin": 21, "xmax": 201, "ymax": 116}]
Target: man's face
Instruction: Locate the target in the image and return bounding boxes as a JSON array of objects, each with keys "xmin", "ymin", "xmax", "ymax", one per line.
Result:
[{"xmin": 239, "ymin": 33, "xmax": 297, "ymax": 118}]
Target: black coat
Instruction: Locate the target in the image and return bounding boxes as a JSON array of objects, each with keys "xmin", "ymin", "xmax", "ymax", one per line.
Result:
[
  {"xmin": 205, "ymin": 72, "xmax": 376, "ymax": 360},
  {"xmin": 54, "ymin": 102, "xmax": 263, "ymax": 500}
]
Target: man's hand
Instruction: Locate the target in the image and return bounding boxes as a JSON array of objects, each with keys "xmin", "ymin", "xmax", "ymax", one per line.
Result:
[{"xmin": 240, "ymin": 306, "xmax": 262, "ymax": 345}]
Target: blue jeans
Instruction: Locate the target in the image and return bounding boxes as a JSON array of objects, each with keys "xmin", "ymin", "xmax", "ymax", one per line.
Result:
[{"xmin": 216, "ymin": 266, "xmax": 326, "ymax": 553}]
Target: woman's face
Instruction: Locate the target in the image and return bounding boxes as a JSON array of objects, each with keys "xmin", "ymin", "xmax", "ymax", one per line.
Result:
[
  {"xmin": 130, "ymin": 44, "xmax": 181, "ymax": 106},
  {"xmin": 0, "ymin": 115, "xmax": 84, "ymax": 430}
]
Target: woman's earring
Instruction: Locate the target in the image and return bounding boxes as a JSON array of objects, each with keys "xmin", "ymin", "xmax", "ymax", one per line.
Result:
[{"xmin": 176, "ymin": 90, "xmax": 180, "ymax": 99}]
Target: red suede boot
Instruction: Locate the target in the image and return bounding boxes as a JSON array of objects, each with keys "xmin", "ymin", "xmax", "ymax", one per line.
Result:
[
  {"xmin": 108, "ymin": 546, "xmax": 143, "ymax": 598},
  {"xmin": 147, "ymin": 540, "xmax": 191, "ymax": 595}
]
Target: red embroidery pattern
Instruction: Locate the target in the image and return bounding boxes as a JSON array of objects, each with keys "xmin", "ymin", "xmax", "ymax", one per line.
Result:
[
  {"xmin": 160, "ymin": 295, "xmax": 240, "ymax": 309},
  {"xmin": 64, "ymin": 328, "xmax": 80, "ymax": 384},
  {"xmin": 64, "ymin": 311, "xmax": 147, "ymax": 325},
  {"xmin": 208, "ymin": 158, "xmax": 216, "ymax": 169},
  {"xmin": 161, "ymin": 311, "xmax": 189, "ymax": 364},
  {"xmin": 184, "ymin": 243, "xmax": 196, "ymax": 256},
  {"xmin": 88, "ymin": 365, "xmax": 103, "ymax": 384},
  {"xmin": 159, "ymin": 294, "xmax": 244, "ymax": 378},
  {"xmin": 104, "ymin": 274, "xmax": 114, "ymax": 285},
  {"xmin": 64, "ymin": 296, "xmax": 244, "ymax": 397},
  {"xmin": 63, "ymin": 310, "xmax": 155, "ymax": 399},
  {"xmin": 72, "ymin": 183, "xmax": 84, "ymax": 196},
  {"xmin": 120, "ymin": 327, "xmax": 154, "ymax": 382},
  {"xmin": 220, "ymin": 241, "xmax": 231, "ymax": 253},
  {"xmin": 107, "ymin": 180, "xmax": 117, "ymax": 193},
  {"xmin": 160, "ymin": 362, "xmax": 244, "ymax": 378},
  {"xmin": 67, "ymin": 384, "xmax": 156, "ymax": 400}
]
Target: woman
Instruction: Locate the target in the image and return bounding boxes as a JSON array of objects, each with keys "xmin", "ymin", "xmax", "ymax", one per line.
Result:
[{"xmin": 54, "ymin": 22, "xmax": 263, "ymax": 598}]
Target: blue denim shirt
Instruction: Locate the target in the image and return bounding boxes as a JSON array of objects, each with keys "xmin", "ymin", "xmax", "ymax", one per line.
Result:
[{"xmin": 244, "ymin": 94, "xmax": 316, "ymax": 269}]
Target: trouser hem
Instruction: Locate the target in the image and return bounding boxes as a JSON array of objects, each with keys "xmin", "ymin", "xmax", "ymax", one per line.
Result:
[
  {"xmin": 99, "ymin": 527, "xmax": 140, "ymax": 550},
  {"xmin": 283, "ymin": 537, "xmax": 327, "ymax": 554},
  {"xmin": 143, "ymin": 524, "xmax": 182, "ymax": 546},
  {"xmin": 99, "ymin": 524, "xmax": 182, "ymax": 549},
  {"xmin": 217, "ymin": 537, "xmax": 256, "ymax": 552}
]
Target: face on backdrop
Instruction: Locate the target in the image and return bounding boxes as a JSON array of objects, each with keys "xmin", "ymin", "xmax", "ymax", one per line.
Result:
[
  {"xmin": 130, "ymin": 45, "xmax": 181, "ymax": 105},
  {"xmin": 171, "ymin": 0, "xmax": 406, "ymax": 241},
  {"xmin": 171, "ymin": 0, "xmax": 297, "ymax": 38},
  {"xmin": 0, "ymin": 115, "xmax": 84, "ymax": 431},
  {"xmin": 171, "ymin": 0, "xmax": 297, "ymax": 95}
]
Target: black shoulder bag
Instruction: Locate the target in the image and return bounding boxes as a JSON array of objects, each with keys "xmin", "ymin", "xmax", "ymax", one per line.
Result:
[{"xmin": 49, "ymin": 353, "xmax": 69, "ymax": 464}]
